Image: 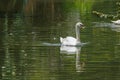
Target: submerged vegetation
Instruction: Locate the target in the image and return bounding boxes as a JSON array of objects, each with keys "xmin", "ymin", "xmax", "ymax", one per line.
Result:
[{"xmin": 93, "ymin": 1, "xmax": 120, "ymax": 19}]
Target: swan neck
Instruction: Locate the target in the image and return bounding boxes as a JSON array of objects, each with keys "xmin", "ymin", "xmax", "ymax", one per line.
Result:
[{"xmin": 75, "ymin": 25, "xmax": 80, "ymax": 42}]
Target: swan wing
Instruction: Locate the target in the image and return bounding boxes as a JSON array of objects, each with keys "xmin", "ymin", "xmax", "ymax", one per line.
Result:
[
  {"xmin": 65, "ymin": 37, "xmax": 77, "ymax": 42},
  {"xmin": 60, "ymin": 36, "xmax": 77, "ymax": 45}
]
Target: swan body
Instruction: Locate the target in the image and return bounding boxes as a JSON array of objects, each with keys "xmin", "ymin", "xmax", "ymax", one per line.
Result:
[
  {"xmin": 60, "ymin": 36, "xmax": 79, "ymax": 46},
  {"xmin": 112, "ymin": 20, "xmax": 120, "ymax": 25},
  {"xmin": 60, "ymin": 22, "xmax": 84, "ymax": 46}
]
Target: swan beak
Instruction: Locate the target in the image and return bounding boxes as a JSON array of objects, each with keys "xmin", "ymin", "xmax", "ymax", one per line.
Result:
[
  {"xmin": 82, "ymin": 26, "xmax": 85, "ymax": 29},
  {"xmin": 81, "ymin": 24, "xmax": 85, "ymax": 29}
]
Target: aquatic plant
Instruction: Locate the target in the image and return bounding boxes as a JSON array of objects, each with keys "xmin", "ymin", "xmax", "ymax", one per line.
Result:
[
  {"xmin": 75, "ymin": 0, "xmax": 95, "ymax": 14},
  {"xmin": 93, "ymin": 1, "xmax": 120, "ymax": 19}
]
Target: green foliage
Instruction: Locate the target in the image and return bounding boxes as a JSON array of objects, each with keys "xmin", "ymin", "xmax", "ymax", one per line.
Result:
[
  {"xmin": 75, "ymin": 0, "xmax": 95, "ymax": 13},
  {"xmin": 93, "ymin": 1, "xmax": 120, "ymax": 19}
]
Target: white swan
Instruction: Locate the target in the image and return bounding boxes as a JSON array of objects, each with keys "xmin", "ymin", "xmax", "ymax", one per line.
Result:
[
  {"xmin": 60, "ymin": 22, "xmax": 84, "ymax": 46},
  {"xmin": 111, "ymin": 20, "xmax": 120, "ymax": 25}
]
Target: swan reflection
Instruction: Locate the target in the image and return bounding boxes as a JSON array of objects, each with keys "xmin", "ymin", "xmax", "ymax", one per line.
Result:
[
  {"xmin": 60, "ymin": 46, "xmax": 85, "ymax": 72},
  {"xmin": 60, "ymin": 46, "xmax": 79, "ymax": 54}
]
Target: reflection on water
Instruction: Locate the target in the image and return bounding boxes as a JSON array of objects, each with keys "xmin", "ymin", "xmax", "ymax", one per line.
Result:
[
  {"xmin": 60, "ymin": 46, "xmax": 79, "ymax": 53},
  {"xmin": 93, "ymin": 22, "xmax": 120, "ymax": 45},
  {"xmin": 0, "ymin": 0, "xmax": 120, "ymax": 80},
  {"xmin": 60, "ymin": 46, "xmax": 85, "ymax": 72}
]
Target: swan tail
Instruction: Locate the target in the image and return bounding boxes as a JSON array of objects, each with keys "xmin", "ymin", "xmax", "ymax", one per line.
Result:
[
  {"xmin": 111, "ymin": 20, "xmax": 120, "ymax": 24},
  {"xmin": 60, "ymin": 37, "xmax": 63, "ymax": 43},
  {"xmin": 111, "ymin": 21, "xmax": 116, "ymax": 23}
]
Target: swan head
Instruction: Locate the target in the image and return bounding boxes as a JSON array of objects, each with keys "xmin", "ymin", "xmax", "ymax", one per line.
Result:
[{"xmin": 75, "ymin": 22, "xmax": 84, "ymax": 28}]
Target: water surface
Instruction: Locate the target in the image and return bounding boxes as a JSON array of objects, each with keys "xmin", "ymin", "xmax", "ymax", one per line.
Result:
[{"xmin": 0, "ymin": 0, "xmax": 120, "ymax": 80}]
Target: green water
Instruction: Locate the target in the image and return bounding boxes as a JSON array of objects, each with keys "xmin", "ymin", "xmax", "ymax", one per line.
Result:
[{"xmin": 0, "ymin": 0, "xmax": 120, "ymax": 80}]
